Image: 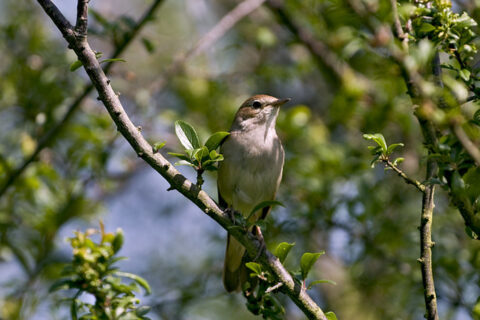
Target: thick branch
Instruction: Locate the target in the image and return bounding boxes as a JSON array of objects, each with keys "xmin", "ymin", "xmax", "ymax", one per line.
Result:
[
  {"xmin": 36, "ymin": 1, "xmax": 327, "ymax": 318},
  {"xmin": 0, "ymin": 0, "xmax": 165, "ymax": 199}
]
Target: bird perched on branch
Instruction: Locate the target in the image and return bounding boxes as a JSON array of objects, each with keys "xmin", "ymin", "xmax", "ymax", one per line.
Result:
[{"xmin": 218, "ymin": 94, "xmax": 289, "ymax": 292}]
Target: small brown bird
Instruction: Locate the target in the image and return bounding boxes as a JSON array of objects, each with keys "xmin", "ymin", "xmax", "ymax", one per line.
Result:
[{"xmin": 218, "ymin": 94, "xmax": 289, "ymax": 292}]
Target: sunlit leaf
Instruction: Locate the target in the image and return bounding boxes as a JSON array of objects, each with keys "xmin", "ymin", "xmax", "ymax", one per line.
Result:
[
  {"xmin": 175, "ymin": 120, "xmax": 200, "ymax": 150},
  {"xmin": 274, "ymin": 242, "xmax": 295, "ymax": 264},
  {"xmin": 204, "ymin": 131, "xmax": 230, "ymax": 151},
  {"xmin": 300, "ymin": 251, "xmax": 325, "ymax": 280}
]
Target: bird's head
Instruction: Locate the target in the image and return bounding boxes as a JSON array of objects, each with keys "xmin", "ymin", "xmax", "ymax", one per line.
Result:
[{"xmin": 231, "ymin": 94, "xmax": 290, "ymax": 131}]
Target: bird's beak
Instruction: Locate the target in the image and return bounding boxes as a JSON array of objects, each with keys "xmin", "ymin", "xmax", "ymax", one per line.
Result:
[{"xmin": 273, "ymin": 98, "xmax": 291, "ymax": 107}]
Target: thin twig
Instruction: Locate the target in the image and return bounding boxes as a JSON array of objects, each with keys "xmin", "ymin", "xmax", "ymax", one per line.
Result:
[
  {"xmin": 36, "ymin": 1, "xmax": 328, "ymax": 318},
  {"xmin": 189, "ymin": 0, "xmax": 266, "ymax": 58},
  {"xmin": 382, "ymin": 158, "xmax": 425, "ymax": 192},
  {"xmin": 266, "ymin": 282, "xmax": 283, "ymax": 293},
  {"xmin": 390, "ymin": 0, "xmax": 408, "ymax": 50},
  {"xmin": 0, "ymin": 0, "xmax": 166, "ymax": 199}
]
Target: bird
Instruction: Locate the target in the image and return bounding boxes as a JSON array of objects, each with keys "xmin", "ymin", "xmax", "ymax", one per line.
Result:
[{"xmin": 218, "ymin": 94, "xmax": 289, "ymax": 292}]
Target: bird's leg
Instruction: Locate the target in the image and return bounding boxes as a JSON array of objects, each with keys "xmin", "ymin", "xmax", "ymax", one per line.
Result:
[
  {"xmin": 224, "ymin": 207, "xmax": 236, "ymax": 223},
  {"xmin": 252, "ymin": 225, "xmax": 266, "ymax": 261}
]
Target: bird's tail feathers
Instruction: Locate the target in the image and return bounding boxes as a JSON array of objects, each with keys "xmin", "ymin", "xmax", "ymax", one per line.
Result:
[{"xmin": 223, "ymin": 234, "xmax": 247, "ymax": 292}]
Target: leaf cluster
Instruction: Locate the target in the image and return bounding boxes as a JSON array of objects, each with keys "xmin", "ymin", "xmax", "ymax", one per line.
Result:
[
  {"xmin": 363, "ymin": 133, "xmax": 404, "ymax": 167},
  {"xmin": 169, "ymin": 120, "xmax": 229, "ymax": 183},
  {"xmin": 241, "ymin": 242, "xmax": 336, "ymax": 319},
  {"xmin": 50, "ymin": 224, "xmax": 152, "ymax": 320}
]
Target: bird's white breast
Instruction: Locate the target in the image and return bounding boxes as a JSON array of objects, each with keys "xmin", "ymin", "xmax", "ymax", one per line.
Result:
[{"xmin": 218, "ymin": 126, "xmax": 284, "ymax": 217}]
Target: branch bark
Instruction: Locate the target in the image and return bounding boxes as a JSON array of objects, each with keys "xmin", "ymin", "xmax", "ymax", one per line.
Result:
[
  {"xmin": 0, "ymin": 0, "xmax": 166, "ymax": 199},
  {"xmin": 389, "ymin": 3, "xmax": 438, "ymax": 319},
  {"xmin": 417, "ymin": 117, "xmax": 439, "ymax": 320},
  {"xmin": 35, "ymin": 0, "xmax": 328, "ymax": 318}
]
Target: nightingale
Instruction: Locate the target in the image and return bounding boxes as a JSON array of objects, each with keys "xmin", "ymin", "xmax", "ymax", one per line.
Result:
[{"xmin": 218, "ymin": 94, "xmax": 289, "ymax": 292}]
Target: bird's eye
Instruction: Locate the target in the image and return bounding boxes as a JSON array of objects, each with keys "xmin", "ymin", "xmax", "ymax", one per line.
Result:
[{"xmin": 252, "ymin": 101, "xmax": 262, "ymax": 109}]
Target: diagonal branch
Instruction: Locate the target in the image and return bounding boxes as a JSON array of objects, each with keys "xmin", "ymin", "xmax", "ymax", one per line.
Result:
[
  {"xmin": 0, "ymin": 0, "xmax": 166, "ymax": 199},
  {"xmin": 35, "ymin": 0, "xmax": 328, "ymax": 318}
]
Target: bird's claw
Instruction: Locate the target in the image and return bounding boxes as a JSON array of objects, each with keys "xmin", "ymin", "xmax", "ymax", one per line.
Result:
[{"xmin": 253, "ymin": 225, "xmax": 266, "ymax": 261}]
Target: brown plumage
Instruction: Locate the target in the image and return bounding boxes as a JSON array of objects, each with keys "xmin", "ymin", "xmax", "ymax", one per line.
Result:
[{"xmin": 218, "ymin": 94, "xmax": 289, "ymax": 292}]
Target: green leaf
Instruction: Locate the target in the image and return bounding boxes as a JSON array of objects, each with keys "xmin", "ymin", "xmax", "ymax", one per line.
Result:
[
  {"xmin": 325, "ymin": 311, "xmax": 338, "ymax": 320},
  {"xmin": 245, "ymin": 262, "xmax": 262, "ymax": 276},
  {"xmin": 370, "ymin": 154, "xmax": 381, "ymax": 168},
  {"xmin": 474, "ymin": 109, "xmax": 480, "ymax": 122},
  {"xmin": 459, "ymin": 69, "xmax": 471, "ymax": 81},
  {"xmin": 112, "ymin": 230, "xmax": 124, "ymax": 253},
  {"xmin": 247, "ymin": 200, "xmax": 284, "ymax": 221},
  {"xmin": 204, "ymin": 132, "xmax": 230, "ymax": 151},
  {"xmin": 193, "ymin": 146, "xmax": 209, "ymax": 164},
  {"xmin": 274, "ymin": 242, "xmax": 295, "ymax": 264},
  {"xmin": 393, "ymin": 157, "xmax": 404, "ymax": 166},
  {"xmin": 135, "ymin": 305, "xmax": 151, "ymax": 316},
  {"xmin": 100, "ymin": 58, "xmax": 126, "ymax": 64},
  {"xmin": 70, "ymin": 60, "xmax": 83, "ymax": 72},
  {"xmin": 71, "ymin": 299, "xmax": 78, "ymax": 320},
  {"xmin": 300, "ymin": 251, "xmax": 325, "ymax": 280},
  {"xmin": 363, "ymin": 133, "xmax": 387, "ymax": 153},
  {"xmin": 451, "ymin": 170, "xmax": 466, "ymax": 194},
  {"xmin": 174, "ymin": 120, "xmax": 201, "ymax": 150},
  {"xmin": 367, "ymin": 146, "xmax": 382, "ymax": 155},
  {"xmin": 419, "ymin": 23, "xmax": 435, "ymax": 33},
  {"xmin": 386, "ymin": 143, "xmax": 404, "ymax": 155},
  {"xmin": 141, "ymin": 37, "xmax": 155, "ymax": 53},
  {"xmin": 307, "ymin": 279, "xmax": 337, "ymax": 289},
  {"xmin": 167, "ymin": 152, "xmax": 191, "ymax": 161},
  {"xmin": 174, "ymin": 160, "xmax": 195, "ymax": 167},
  {"xmin": 114, "ymin": 271, "xmax": 151, "ymax": 295},
  {"xmin": 153, "ymin": 142, "xmax": 166, "ymax": 153},
  {"xmin": 49, "ymin": 279, "xmax": 74, "ymax": 292}
]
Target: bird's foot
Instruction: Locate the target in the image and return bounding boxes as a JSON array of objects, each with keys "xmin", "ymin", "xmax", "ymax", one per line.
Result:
[
  {"xmin": 224, "ymin": 207, "xmax": 236, "ymax": 223},
  {"xmin": 252, "ymin": 225, "xmax": 266, "ymax": 261}
]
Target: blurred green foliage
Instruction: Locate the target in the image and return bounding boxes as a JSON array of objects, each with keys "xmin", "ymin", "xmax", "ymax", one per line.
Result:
[
  {"xmin": 51, "ymin": 225, "xmax": 151, "ymax": 320},
  {"xmin": 2, "ymin": 0, "xmax": 480, "ymax": 319}
]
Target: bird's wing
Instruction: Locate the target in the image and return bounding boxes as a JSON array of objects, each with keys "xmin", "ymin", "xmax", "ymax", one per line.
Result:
[
  {"xmin": 218, "ymin": 186, "xmax": 228, "ymax": 209},
  {"xmin": 217, "ymin": 132, "xmax": 231, "ymax": 210}
]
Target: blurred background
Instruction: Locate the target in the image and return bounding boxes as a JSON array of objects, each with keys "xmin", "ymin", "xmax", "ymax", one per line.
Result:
[{"xmin": 1, "ymin": 0, "xmax": 480, "ymax": 319}]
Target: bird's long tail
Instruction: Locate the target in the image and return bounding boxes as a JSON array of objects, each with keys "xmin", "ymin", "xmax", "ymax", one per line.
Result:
[{"xmin": 223, "ymin": 234, "xmax": 247, "ymax": 292}]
